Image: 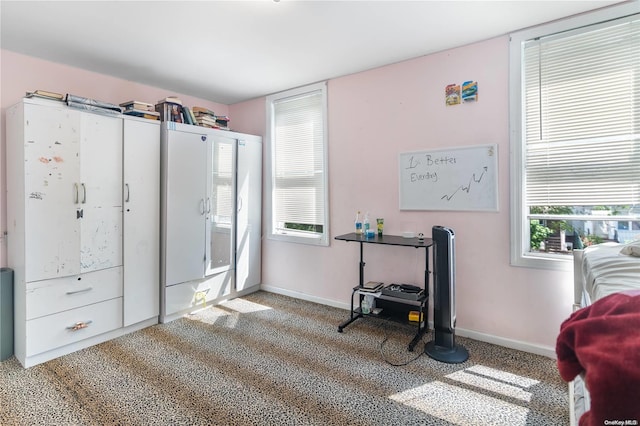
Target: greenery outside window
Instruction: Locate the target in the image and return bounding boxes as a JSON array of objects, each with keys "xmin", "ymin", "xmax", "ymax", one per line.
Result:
[
  {"xmin": 265, "ymin": 82, "xmax": 329, "ymax": 246},
  {"xmin": 510, "ymin": 5, "xmax": 640, "ymax": 269}
]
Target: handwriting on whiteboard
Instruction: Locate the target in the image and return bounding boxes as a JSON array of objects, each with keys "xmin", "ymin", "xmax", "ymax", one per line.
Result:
[{"xmin": 441, "ymin": 166, "xmax": 488, "ymax": 201}]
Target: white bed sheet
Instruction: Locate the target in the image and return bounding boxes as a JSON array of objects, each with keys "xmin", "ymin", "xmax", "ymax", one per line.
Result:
[
  {"xmin": 581, "ymin": 242, "xmax": 640, "ymax": 305},
  {"xmin": 571, "ymin": 243, "xmax": 640, "ymax": 425}
]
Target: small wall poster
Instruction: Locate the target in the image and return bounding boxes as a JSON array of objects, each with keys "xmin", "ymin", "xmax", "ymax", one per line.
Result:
[
  {"xmin": 445, "ymin": 84, "xmax": 460, "ymax": 106},
  {"xmin": 445, "ymin": 81, "xmax": 478, "ymax": 106},
  {"xmin": 461, "ymin": 81, "xmax": 478, "ymax": 102}
]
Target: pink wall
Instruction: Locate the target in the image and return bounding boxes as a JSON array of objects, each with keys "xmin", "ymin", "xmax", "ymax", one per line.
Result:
[
  {"xmin": 0, "ymin": 49, "xmax": 228, "ymax": 265},
  {"xmin": 2, "ymin": 36, "xmax": 574, "ymax": 355},
  {"xmin": 232, "ymin": 36, "xmax": 574, "ymax": 355}
]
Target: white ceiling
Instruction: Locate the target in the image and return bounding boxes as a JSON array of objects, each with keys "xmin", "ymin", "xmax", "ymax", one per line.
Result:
[{"xmin": 1, "ymin": 0, "xmax": 631, "ymax": 105}]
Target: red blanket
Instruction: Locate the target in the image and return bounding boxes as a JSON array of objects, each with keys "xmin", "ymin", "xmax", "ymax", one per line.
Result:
[{"xmin": 556, "ymin": 290, "xmax": 640, "ymax": 426}]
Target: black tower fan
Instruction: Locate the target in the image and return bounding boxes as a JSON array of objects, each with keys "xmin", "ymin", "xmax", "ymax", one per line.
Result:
[{"xmin": 424, "ymin": 226, "xmax": 469, "ymax": 363}]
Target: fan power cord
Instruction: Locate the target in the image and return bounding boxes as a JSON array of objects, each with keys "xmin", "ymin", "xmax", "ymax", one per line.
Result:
[{"xmin": 377, "ymin": 320, "xmax": 428, "ymax": 366}]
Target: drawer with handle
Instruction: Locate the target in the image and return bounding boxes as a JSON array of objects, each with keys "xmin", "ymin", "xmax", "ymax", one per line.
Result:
[
  {"xmin": 25, "ymin": 297, "xmax": 122, "ymax": 357},
  {"xmin": 26, "ymin": 267, "xmax": 123, "ymax": 320}
]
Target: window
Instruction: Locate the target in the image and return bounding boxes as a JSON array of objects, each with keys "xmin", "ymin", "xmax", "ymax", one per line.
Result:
[
  {"xmin": 266, "ymin": 82, "xmax": 329, "ymax": 246},
  {"xmin": 510, "ymin": 5, "xmax": 640, "ymax": 269}
]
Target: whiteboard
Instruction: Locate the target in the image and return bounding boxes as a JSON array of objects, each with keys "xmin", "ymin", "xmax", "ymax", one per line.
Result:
[{"xmin": 399, "ymin": 144, "xmax": 498, "ymax": 211}]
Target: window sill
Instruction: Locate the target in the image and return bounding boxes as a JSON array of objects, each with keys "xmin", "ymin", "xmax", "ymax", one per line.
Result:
[
  {"xmin": 268, "ymin": 231, "xmax": 329, "ymax": 247},
  {"xmin": 511, "ymin": 252, "xmax": 573, "ymax": 271}
]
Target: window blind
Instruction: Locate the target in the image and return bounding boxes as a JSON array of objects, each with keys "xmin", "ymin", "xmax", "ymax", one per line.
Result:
[
  {"xmin": 272, "ymin": 90, "xmax": 325, "ymax": 228},
  {"xmin": 524, "ymin": 15, "xmax": 640, "ymax": 207}
]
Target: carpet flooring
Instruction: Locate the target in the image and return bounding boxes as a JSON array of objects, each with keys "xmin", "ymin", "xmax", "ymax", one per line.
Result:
[{"xmin": 0, "ymin": 291, "xmax": 569, "ymax": 425}]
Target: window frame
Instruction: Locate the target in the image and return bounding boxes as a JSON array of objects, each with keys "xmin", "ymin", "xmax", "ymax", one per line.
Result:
[
  {"xmin": 509, "ymin": 2, "xmax": 639, "ymax": 270},
  {"xmin": 265, "ymin": 81, "xmax": 330, "ymax": 246}
]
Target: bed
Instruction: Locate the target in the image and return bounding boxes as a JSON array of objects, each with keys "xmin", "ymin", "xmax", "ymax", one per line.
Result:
[{"xmin": 560, "ymin": 241, "xmax": 640, "ymax": 426}]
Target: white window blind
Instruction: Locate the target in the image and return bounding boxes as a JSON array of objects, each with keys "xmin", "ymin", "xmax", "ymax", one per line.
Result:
[
  {"xmin": 272, "ymin": 89, "xmax": 326, "ymax": 229},
  {"xmin": 524, "ymin": 15, "xmax": 640, "ymax": 207}
]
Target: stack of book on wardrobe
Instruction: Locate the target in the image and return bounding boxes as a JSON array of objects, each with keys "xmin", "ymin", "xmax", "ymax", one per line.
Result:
[
  {"xmin": 120, "ymin": 101, "xmax": 160, "ymax": 120},
  {"xmin": 215, "ymin": 114, "xmax": 230, "ymax": 130},
  {"xmin": 192, "ymin": 106, "xmax": 218, "ymax": 128},
  {"xmin": 154, "ymin": 97, "xmax": 198, "ymax": 125},
  {"xmin": 155, "ymin": 97, "xmax": 185, "ymax": 123}
]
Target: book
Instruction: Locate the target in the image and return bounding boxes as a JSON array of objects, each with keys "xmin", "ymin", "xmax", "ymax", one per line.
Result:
[
  {"xmin": 191, "ymin": 107, "xmax": 228, "ymax": 128},
  {"xmin": 120, "ymin": 101, "xmax": 155, "ymax": 112},
  {"xmin": 123, "ymin": 109, "xmax": 160, "ymax": 120},
  {"xmin": 158, "ymin": 96, "xmax": 182, "ymax": 106},
  {"xmin": 359, "ymin": 281, "xmax": 383, "ymax": 292},
  {"xmin": 215, "ymin": 116, "xmax": 230, "ymax": 130},
  {"xmin": 155, "ymin": 101, "xmax": 184, "ymax": 123},
  {"xmin": 181, "ymin": 106, "xmax": 193, "ymax": 125},
  {"xmin": 193, "ymin": 111, "xmax": 215, "ymax": 119},
  {"xmin": 25, "ymin": 90, "xmax": 65, "ymax": 101},
  {"xmin": 192, "ymin": 106, "xmax": 215, "ymax": 116},
  {"xmin": 195, "ymin": 115, "xmax": 219, "ymax": 128},
  {"xmin": 170, "ymin": 104, "xmax": 183, "ymax": 123},
  {"xmin": 184, "ymin": 107, "xmax": 197, "ymax": 126}
]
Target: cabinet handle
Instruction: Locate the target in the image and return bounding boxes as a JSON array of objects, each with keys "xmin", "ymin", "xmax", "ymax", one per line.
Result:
[
  {"xmin": 237, "ymin": 196, "xmax": 243, "ymax": 212},
  {"xmin": 66, "ymin": 287, "xmax": 93, "ymax": 295},
  {"xmin": 200, "ymin": 199, "xmax": 205, "ymax": 215},
  {"xmin": 66, "ymin": 320, "xmax": 93, "ymax": 331},
  {"xmin": 81, "ymin": 183, "xmax": 87, "ymax": 204},
  {"xmin": 74, "ymin": 183, "xmax": 79, "ymax": 204},
  {"xmin": 125, "ymin": 183, "xmax": 130, "ymax": 202},
  {"xmin": 206, "ymin": 197, "xmax": 212, "ymax": 214}
]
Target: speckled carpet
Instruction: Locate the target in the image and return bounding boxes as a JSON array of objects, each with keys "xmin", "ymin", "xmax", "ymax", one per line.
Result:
[{"xmin": 0, "ymin": 291, "xmax": 568, "ymax": 425}]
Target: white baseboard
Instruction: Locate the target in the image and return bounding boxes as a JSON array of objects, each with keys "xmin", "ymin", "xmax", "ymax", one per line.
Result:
[
  {"xmin": 259, "ymin": 284, "xmax": 350, "ymax": 310},
  {"xmin": 454, "ymin": 328, "xmax": 556, "ymax": 359},
  {"xmin": 259, "ymin": 284, "xmax": 556, "ymax": 359}
]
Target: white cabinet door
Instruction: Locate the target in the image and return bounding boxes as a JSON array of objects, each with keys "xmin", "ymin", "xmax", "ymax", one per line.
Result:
[
  {"xmin": 164, "ymin": 126, "xmax": 207, "ymax": 286},
  {"xmin": 23, "ymin": 104, "xmax": 81, "ymax": 282},
  {"xmin": 123, "ymin": 118, "xmax": 160, "ymax": 326},
  {"xmin": 22, "ymin": 104, "xmax": 123, "ymax": 281},
  {"xmin": 205, "ymin": 134, "xmax": 236, "ymax": 277},
  {"xmin": 79, "ymin": 113, "xmax": 123, "ymax": 273},
  {"xmin": 236, "ymin": 135, "xmax": 262, "ymax": 291}
]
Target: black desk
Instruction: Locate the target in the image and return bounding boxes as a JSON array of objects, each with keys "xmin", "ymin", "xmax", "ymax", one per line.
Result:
[{"xmin": 335, "ymin": 232, "xmax": 433, "ymax": 351}]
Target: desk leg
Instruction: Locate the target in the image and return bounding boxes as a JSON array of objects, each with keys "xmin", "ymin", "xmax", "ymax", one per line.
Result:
[
  {"xmin": 408, "ymin": 327, "xmax": 427, "ymax": 352},
  {"xmin": 407, "ymin": 296, "xmax": 428, "ymax": 351},
  {"xmin": 338, "ymin": 313, "xmax": 362, "ymax": 332},
  {"xmin": 339, "ymin": 243, "xmax": 366, "ymax": 333},
  {"xmin": 338, "ymin": 287, "xmax": 362, "ymax": 332},
  {"xmin": 424, "ymin": 254, "xmax": 430, "ymax": 300},
  {"xmin": 359, "ymin": 242, "xmax": 365, "ymax": 288},
  {"xmin": 408, "ymin": 247, "xmax": 430, "ymax": 351}
]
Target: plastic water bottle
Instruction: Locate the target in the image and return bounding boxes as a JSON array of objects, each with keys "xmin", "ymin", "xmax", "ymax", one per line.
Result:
[
  {"xmin": 355, "ymin": 211, "xmax": 363, "ymax": 234},
  {"xmin": 361, "ymin": 296, "xmax": 371, "ymax": 314},
  {"xmin": 363, "ymin": 212, "xmax": 370, "ymax": 233}
]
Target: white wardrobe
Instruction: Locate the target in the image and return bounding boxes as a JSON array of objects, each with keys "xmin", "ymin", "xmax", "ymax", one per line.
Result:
[
  {"xmin": 6, "ymin": 98, "xmax": 160, "ymax": 367},
  {"xmin": 160, "ymin": 122, "xmax": 261, "ymax": 322}
]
